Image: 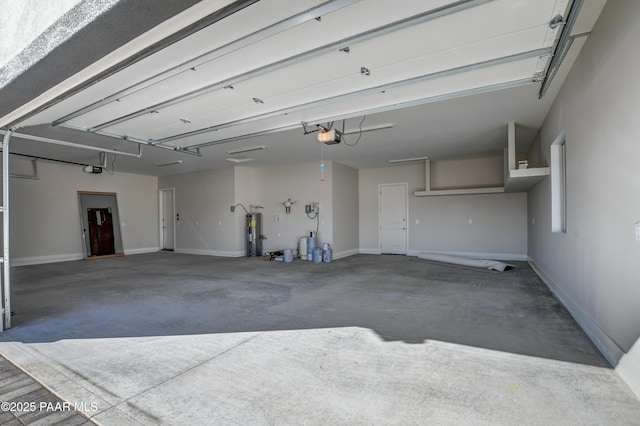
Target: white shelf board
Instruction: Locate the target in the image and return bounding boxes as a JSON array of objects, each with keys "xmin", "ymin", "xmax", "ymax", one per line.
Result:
[
  {"xmin": 504, "ymin": 167, "xmax": 550, "ymax": 192},
  {"xmin": 414, "ymin": 187, "xmax": 504, "ymax": 197}
]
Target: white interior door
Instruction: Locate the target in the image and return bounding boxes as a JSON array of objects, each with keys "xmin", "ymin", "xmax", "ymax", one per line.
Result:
[
  {"xmin": 160, "ymin": 189, "xmax": 175, "ymax": 250},
  {"xmin": 379, "ymin": 184, "xmax": 407, "ymax": 255}
]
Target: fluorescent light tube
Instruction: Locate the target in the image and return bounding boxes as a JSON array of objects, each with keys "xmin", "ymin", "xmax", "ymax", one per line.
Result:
[
  {"xmin": 155, "ymin": 160, "xmax": 183, "ymax": 167},
  {"xmin": 388, "ymin": 156, "xmax": 429, "ymax": 163},
  {"xmin": 226, "ymin": 145, "xmax": 265, "ymax": 154},
  {"xmin": 343, "ymin": 123, "xmax": 394, "ymax": 135},
  {"xmin": 226, "ymin": 157, "xmax": 254, "ymax": 163}
]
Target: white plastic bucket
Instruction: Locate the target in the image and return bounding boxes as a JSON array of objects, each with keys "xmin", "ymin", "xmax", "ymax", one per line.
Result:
[{"xmin": 284, "ymin": 249, "xmax": 294, "ymax": 263}]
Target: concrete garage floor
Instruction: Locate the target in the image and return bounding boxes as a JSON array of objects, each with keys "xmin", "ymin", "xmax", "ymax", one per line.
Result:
[{"xmin": 0, "ymin": 253, "xmax": 639, "ymax": 425}]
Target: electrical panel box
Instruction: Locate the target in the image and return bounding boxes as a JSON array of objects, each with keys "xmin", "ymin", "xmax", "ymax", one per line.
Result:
[{"xmin": 305, "ymin": 202, "xmax": 320, "ymax": 214}]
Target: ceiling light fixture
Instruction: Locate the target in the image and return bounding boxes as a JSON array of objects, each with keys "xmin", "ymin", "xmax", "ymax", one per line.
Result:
[
  {"xmin": 155, "ymin": 160, "xmax": 183, "ymax": 167},
  {"xmin": 226, "ymin": 157, "xmax": 254, "ymax": 163},
  {"xmin": 388, "ymin": 156, "xmax": 429, "ymax": 163},
  {"xmin": 226, "ymin": 145, "xmax": 265, "ymax": 154},
  {"xmin": 343, "ymin": 123, "xmax": 394, "ymax": 135}
]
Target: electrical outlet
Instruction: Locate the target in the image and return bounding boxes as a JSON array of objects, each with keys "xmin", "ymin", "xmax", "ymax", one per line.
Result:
[{"xmin": 230, "ymin": 205, "xmax": 235, "ymax": 212}]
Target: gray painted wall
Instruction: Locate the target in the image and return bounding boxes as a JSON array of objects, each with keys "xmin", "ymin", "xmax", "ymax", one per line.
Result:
[
  {"xmin": 3, "ymin": 159, "xmax": 158, "ymax": 265},
  {"xmin": 430, "ymin": 156, "xmax": 504, "ymax": 190},
  {"xmin": 527, "ymin": 0, "xmax": 640, "ymax": 365},
  {"xmin": 158, "ymin": 167, "xmax": 237, "ymax": 256},
  {"xmin": 332, "ymin": 162, "xmax": 359, "ymax": 255},
  {"xmin": 246, "ymin": 161, "xmax": 334, "ymax": 254},
  {"xmin": 359, "ymin": 163, "xmax": 527, "ymax": 258},
  {"xmin": 162, "ymin": 161, "xmax": 357, "ymax": 258}
]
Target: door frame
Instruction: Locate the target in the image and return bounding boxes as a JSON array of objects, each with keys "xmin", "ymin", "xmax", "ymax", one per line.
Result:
[
  {"xmin": 378, "ymin": 183, "xmax": 409, "ymax": 255},
  {"xmin": 159, "ymin": 188, "xmax": 176, "ymax": 251},
  {"xmin": 78, "ymin": 191, "xmax": 124, "ymax": 259}
]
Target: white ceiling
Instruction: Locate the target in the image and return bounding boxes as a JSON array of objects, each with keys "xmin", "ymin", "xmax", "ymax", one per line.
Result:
[{"xmin": 4, "ymin": 0, "xmax": 607, "ymax": 176}]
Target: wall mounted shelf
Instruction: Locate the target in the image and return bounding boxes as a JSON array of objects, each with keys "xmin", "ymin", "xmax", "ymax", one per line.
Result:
[
  {"xmin": 414, "ymin": 122, "xmax": 551, "ymax": 197},
  {"xmin": 413, "ymin": 158, "xmax": 505, "ymax": 197},
  {"xmin": 503, "ymin": 121, "xmax": 550, "ymax": 193},
  {"xmin": 504, "ymin": 167, "xmax": 550, "ymax": 192},
  {"xmin": 414, "ymin": 187, "xmax": 504, "ymax": 197}
]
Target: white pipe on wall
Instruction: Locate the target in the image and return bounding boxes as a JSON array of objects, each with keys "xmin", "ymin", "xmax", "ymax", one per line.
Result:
[
  {"xmin": 2, "ymin": 129, "xmax": 12, "ymax": 330},
  {"xmin": 0, "ymin": 130, "xmax": 143, "ymax": 158}
]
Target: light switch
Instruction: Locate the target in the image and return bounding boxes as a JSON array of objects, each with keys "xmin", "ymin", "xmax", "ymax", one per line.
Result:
[
  {"xmin": 635, "ymin": 222, "xmax": 640, "ymax": 241},
  {"xmin": 415, "ymin": 219, "xmax": 420, "ymax": 224}
]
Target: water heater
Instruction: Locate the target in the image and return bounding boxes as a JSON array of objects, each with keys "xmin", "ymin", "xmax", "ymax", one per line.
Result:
[{"xmin": 246, "ymin": 213, "xmax": 263, "ymax": 257}]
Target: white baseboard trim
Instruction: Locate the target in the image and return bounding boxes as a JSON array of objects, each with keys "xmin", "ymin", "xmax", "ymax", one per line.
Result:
[
  {"xmin": 333, "ymin": 249, "xmax": 359, "ymax": 260},
  {"xmin": 124, "ymin": 247, "xmax": 159, "ymax": 255},
  {"xmin": 13, "ymin": 248, "xmax": 162, "ymax": 265},
  {"xmin": 528, "ymin": 256, "xmax": 622, "ymax": 366},
  {"xmin": 175, "ymin": 248, "xmax": 245, "ymax": 258},
  {"xmin": 12, "ymin": 253, "xmax": 85, "ymax": 266},
  {"xmin": 616, "ymin": 337, "xmax": 640, "ymax": 399},
  {"xmin": 359, "ymin": 248, "xmax": 381, "ymax": 255}
]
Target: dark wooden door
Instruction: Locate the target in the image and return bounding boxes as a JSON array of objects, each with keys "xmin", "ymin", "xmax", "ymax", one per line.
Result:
[{"xmin": 87, "ymin": 208, "xmax": 115, "ymax": 256}]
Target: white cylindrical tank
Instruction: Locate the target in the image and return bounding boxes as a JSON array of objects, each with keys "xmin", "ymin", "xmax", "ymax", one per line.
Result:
[{"xmin": 299, "ymin": 237, "xmax": 308, "ymax": 260}]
